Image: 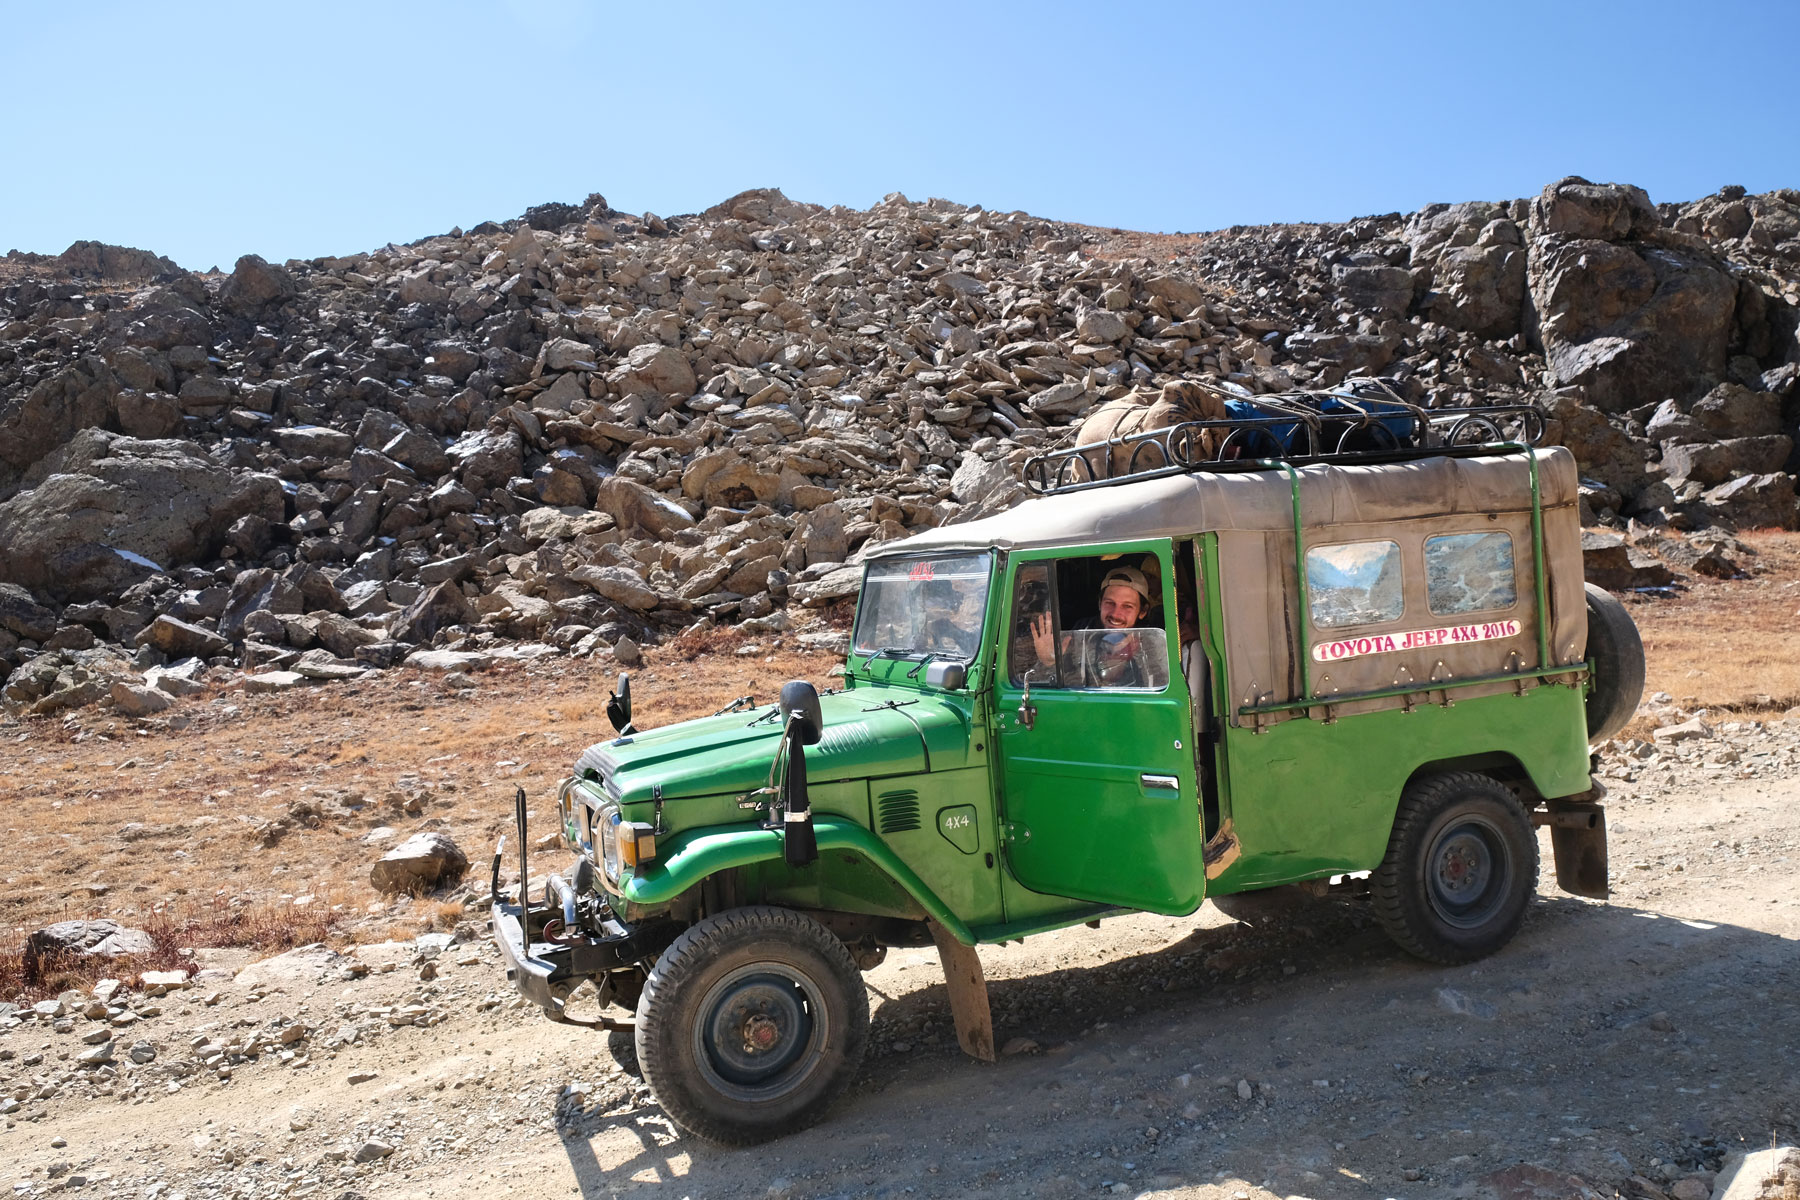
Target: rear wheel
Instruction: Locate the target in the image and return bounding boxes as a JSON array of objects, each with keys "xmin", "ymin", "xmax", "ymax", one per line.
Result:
[
  {"xmin": 635, "ymin": 906, "xmax": 869, "ymax": 1145},
  {"xmin": 1372, "ymin": 772, "xmax": 1538, "ymax": 964}
]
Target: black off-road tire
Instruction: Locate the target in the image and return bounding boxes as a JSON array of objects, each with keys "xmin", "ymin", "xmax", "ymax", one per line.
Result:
[
  {"xmin": 634, "ymin": 906, "xmax": 869, "ymax": 1146},
  {"xmin": 1372, "ymin": 772, "xmax": 1539, "ymax": 965},
  {"xmin": 1584, "ymin": 582, "xmax": 1646, "ymax": 744}
]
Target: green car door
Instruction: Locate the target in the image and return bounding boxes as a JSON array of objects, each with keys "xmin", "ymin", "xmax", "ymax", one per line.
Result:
[{"xmin": 993, "ymin": 541, "xmax": 1204, "ymax": 915}]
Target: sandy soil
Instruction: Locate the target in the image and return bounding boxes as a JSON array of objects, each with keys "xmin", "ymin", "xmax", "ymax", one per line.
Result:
[{"xmin": 2, "ymin": 759, "xmax": 1794, "ymax": 1200}]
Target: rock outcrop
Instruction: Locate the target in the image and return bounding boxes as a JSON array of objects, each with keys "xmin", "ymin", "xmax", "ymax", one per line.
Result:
[{"xmin": 0, "ymin": 178, "xmax": 1796, "ymax": 703}]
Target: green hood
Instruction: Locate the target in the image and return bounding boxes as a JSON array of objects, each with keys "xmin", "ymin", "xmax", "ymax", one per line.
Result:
[{"xmin": 572, "ymin": 687, "xmax": 976, "ymax": 805}]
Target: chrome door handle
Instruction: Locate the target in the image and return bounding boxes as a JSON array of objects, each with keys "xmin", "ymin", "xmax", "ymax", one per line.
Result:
[{"xmin": 1140, "ymin": 774, "xmax": 1180, "ymax": 791}]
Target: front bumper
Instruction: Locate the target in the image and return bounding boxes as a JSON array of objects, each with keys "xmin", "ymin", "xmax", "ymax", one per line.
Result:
[
  {"xmin": 488, "ymin": 785, "xmax": 670, "ymax": 1026},
  {"xmin": 490, "ymin": 893, "xmax": 660, "ymax": 1022}
]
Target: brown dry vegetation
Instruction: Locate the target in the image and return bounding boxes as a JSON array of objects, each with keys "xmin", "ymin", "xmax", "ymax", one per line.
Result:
[
  {"xmin": 0, "ymin": 632, "xmax": 842, "ymax": 998},
  {"xmin": 2, "ymin": 538, "xmax": 1795, "ymax": 1000},
  {"xmin": 1622, "ymin": 529, "xmax": 1800, "ymax": 726}
]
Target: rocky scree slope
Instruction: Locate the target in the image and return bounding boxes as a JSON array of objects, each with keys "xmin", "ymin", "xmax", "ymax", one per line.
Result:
[{"xmin": 1, "ymin": 178, "xmax": 1798, "ymax": 709}]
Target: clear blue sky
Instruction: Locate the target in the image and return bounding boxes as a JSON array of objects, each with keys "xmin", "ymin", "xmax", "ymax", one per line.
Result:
[{"xmin": 4, "ymin": 0, "xmax": 1796, "ymax": 272}]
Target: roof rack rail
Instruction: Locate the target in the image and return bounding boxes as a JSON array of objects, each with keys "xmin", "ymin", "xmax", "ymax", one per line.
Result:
[{"xmin": 1021, "ymin": 378, "xmax": 1546, "ymax": 496}]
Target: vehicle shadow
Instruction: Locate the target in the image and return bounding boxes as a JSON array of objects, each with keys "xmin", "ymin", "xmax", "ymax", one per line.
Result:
[{"xmin": 551, "ymin": 894, "xmax": 1800, "ymax": 1196}]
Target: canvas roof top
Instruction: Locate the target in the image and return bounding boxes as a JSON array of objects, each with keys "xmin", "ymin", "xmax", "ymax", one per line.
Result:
[{"xmin": 872, "ymin": 448, "xmax": 1578, "ymax": 558}]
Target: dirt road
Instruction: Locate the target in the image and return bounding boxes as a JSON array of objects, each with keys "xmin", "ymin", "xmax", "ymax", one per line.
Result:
[{"xmin": 5, "ymin": 739, "xmax": 1796, "ymax": 1200}]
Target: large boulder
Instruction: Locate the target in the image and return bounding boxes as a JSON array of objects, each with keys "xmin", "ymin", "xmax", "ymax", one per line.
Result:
[
  {"xmin": 0, "ymin": 355, "xmax": 119, "ymax": 494},
  {"xmin": 1331, "ymin": 260, "xmax": 1414, "ymax": 314},
  {"xmin": 387, "ymin": 581, "xmax": 471, "ymax": 645},
  {"xmin": 607, "ymin": 342, "xmax": 696, "ymax": 401},
  {"xmin": 1526, "ymin": 178, "xmax": 1738, "ymax": 412},
  {"xmin": 680, "ymin": 448, "xmax": 780, "ymax": 509},
  {"xmin": 137, "ymin": 615, "xmax": 228, "ymax": 659},
  {"xmin": 0, "ymin": 432, "xmax": 284, "ymax": 602},
  {"xmin": 1661, "ymin": 436, "xmax": 1792, "ymax": 487},
  {"xmin": 1543, "ymin": 391, "xmax": 1649, "ymax": 499},
  {"xmin": 595, "ymin": 476, "xmax": 696, "ymax": 539},
  {"xmin": 1405, "ymin": 204, "xmax": 1528, "ymax": 338},
  {"xmin": 0, "ymin": 582, "xmax": 58, "ymax": 642},
  {"xmin": 27, "ymin": 919, "xmax": 155, "ymax": 958},
  {"xmin": 572, "ymin": 564, "xmax": 661, "ymax": 610},
  {"xmin": 1700, "ymin": 472, "xmax": 1800, "ymax": 529},
  {"xmin": 1530, "ymin": 176, "xmax": 1656, "ymax": 241},
  {"xmin": 1426, "ymin": 235, "xmax": 1527, "ymax": 338},
  {"xmin": 55, "ymin": 241, "xmax": 181, "ymax": 281},
  {"xmin": 448, "ymin": 427, "xmax": 524, "ymax": 491},
  {"xmin": 218, "ymin": 254, "xmax": 298, "ymax": 316},
  {"xmin": 369, "ymin": 832, "xmax": 468, "ymax": 894}
]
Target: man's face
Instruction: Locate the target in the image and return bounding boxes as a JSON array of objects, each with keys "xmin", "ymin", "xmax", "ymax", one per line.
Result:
[{"xmin": 1098, "ymin": 584, "xmax": 1143, "ymax": 629}]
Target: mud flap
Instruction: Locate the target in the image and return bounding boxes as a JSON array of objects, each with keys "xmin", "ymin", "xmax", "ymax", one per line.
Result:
[
  {"xmin": 928, "ymin": 919, "xmax": 994, "ymax": 1063},
  {"xmin": 1540, "ymin": 797, "xmax": 1609, "ymax": 899}
]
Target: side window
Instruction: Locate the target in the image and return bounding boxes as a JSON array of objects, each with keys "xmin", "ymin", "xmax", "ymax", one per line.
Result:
[
  {"xmin": 1306, "ymin": 540, "xmax": 1403, "ymax": 629},
  {"xmin": 1008, "ymin": 555, "xmax": 1170, "ymax": 691},
  {"xmin": 1007, "ymin": 563, "xmax": 1052, "ymax": 686},
  {"xmin": 1426, "ymin": 532, "xmax": 1517, "ymax": 616}
]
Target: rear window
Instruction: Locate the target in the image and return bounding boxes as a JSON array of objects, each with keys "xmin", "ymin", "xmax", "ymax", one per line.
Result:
[
  {"xmin": 1306, "ymin": 541, "xmax": 1403, "ymax": 628},
  {"xmin": 1425, "ymin": 532, "xmax": 1517, "ymax": 616}
]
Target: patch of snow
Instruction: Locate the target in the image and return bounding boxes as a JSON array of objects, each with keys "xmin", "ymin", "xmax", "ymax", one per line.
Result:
[{"xmin": 108, "ymin": 547, "xmax": 165, "ymax": 571}]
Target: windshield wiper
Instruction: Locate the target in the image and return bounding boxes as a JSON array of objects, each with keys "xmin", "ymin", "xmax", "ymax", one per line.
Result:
[
  {"xmin": 904, "ymin": 649, "xmax": 967, "ymax": 679},
  {"xmin": 857, "ymin": 646, "xmax": 919, "ymax": 673}
]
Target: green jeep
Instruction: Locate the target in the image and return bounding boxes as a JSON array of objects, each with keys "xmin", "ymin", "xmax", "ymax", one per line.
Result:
[{"xmin": 490, "ymin": 400, "xmax": 1645, "ymax": 1145}]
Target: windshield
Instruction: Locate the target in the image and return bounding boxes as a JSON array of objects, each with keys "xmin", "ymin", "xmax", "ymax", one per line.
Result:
[{"xmin": 852, "ymin": 553, "xmax": 992, "ymax": 660}]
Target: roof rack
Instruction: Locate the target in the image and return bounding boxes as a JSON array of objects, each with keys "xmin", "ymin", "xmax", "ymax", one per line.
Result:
[{"xmin": 1021, "ymin": 378, "xmax": 1546, "ymax": 496}]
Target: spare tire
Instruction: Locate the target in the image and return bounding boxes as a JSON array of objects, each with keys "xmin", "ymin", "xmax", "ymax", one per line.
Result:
[{"xmin": 1583, "ymin": 582, "xmax": 1645, "ymax": 743}]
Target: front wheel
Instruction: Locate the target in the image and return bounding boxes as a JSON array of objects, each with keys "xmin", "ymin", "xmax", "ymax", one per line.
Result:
[
  {"xmin": 1372, "ymin": 772, "xmax": 1539, "ymax": 964},
  {"xmin": 634, "ymin": 906, "xmax": 869, "ymax": 1145}
]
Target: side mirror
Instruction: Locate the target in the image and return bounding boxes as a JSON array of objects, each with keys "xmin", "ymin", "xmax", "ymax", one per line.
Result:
[
  {"xmin": 606, "ymin": 673, "xmax": 634, "ymax": 735},
  {"xmin": 779, "ymin": 679, "xmax": 823, "ymax": 745},
  {"xmin": 924, "ymin": 661, "xmax": 967, "ymax": 690}
]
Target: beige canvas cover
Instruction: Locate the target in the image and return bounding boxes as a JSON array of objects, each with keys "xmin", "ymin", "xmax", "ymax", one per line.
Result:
[{"xmin": 880, "ymin": 449, "xmax": 1587, "ymax": 724}]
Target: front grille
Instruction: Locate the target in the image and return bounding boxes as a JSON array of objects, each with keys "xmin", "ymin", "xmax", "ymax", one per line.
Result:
[{"xmin": 877, "ymin": 789, "xmax": 921, "ymax": 834}]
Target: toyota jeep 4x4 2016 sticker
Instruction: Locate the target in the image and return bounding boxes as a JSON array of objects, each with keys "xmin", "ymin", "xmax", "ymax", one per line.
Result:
[{"xmin": 1311, "ymin": 619, "xmax": 1522, "ymax": 663}]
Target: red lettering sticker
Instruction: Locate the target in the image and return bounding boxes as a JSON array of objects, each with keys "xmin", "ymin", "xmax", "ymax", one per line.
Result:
[
  {"xmin": 1312, "ymin": 619, "xmax": 1520, "ymax": 663},
  {"xmin": 907, "ymin": 562, "xmax": 936, "ymax": 581}
]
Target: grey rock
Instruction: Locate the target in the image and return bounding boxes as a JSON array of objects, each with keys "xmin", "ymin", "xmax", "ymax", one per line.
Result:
[
  {"xmin": 110, "ymin": 681, "xmax": 172, "ymax": 716},
  {"xmin": 243, "ymin": 670, "xmax": 306, "ymax": 693},
  {"xmin": 0, "ymin": 355, "xmax": 119, "ymax": 493},
  {"xmin": 1662, "ymin": 437, "xmax": 1792, "ymax": 486},
  {"xmin": 1700, "ymin": 473, "xmax": 1800, "ymax": 529},
  {"xmin": 1332, "ymin": 261, "xmax": 1414, "ymax": 314},
  {"xmin": 0, "ymin": 582, "xmax": 58, "ymax": 642},
  {"xmin": 609, "ymin": 341, "xmax": 697, "ymax": 400},
  {"xmin": 275, "ymin": 425, "xmax": 353, "ymax": 458},
  {"xmin": 137, "ymin": 615, "xmax": 227, "ymax": 659},
  {"xmin": 387, "ymin": 581, "xmax": 472, "ymax": 645},
  {"xmin": 0, "ymin": 432, "xmax": 283, "ymax": 602},
  {"xmin": 572, "ymin": 565, "xmax": 660, "ymax": 610},
  {"xmin": 218, "ymin": 254, "xmax": 298, "ymax": 315},
  {"xmin": 369, "ymin": 832, "xmax": 468, "ymax": 894},
  {"xmin": 27, "ymin": 920, "xmax": 155, "ymax": 958},
  {"xmin": 1529, "ymin": 176, "xmax": 1656, "ymax": 242},
  {"xmin": 115, "ymin": 389, "xmax": 183, "ymax": 439}
]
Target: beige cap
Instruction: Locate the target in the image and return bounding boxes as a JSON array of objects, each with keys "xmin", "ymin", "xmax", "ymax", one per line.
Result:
[{"xmin": 1099, "ymin": 565, "xmax": 1151, "ymax": 604}]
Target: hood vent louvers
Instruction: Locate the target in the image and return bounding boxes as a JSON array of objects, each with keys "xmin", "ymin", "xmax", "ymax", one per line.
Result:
[{"xmin": 877, "ymin": 789, "xmax": 922, "ymax": 834}]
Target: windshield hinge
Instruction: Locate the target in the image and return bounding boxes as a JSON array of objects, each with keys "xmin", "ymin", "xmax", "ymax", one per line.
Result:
[{"xmin": 1001, "ymin": 821, "xmax": 1031, "ymax": 845}]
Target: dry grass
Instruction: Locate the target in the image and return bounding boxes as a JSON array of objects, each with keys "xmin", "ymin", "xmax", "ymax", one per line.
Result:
[
  {"xmin": 0, "ymin": 627, "xmax": 847, "ymax": 999},
  {"xmin": 0, "ymin": 896, "xmax": 339, "ymax": 1001},
  {"xmin": 1621, "ymin": 529, "xmax": 1800, "ymax": 727}
]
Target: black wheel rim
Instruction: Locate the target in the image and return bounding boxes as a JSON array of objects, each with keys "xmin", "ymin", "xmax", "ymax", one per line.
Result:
[
  {"xmin": 1425, "ymin": 815, "xmax": 1513, "ymax": 930},
  {"xmin": 691, "ymin": 964, "xmax": 829, "ymax": 1103}
]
